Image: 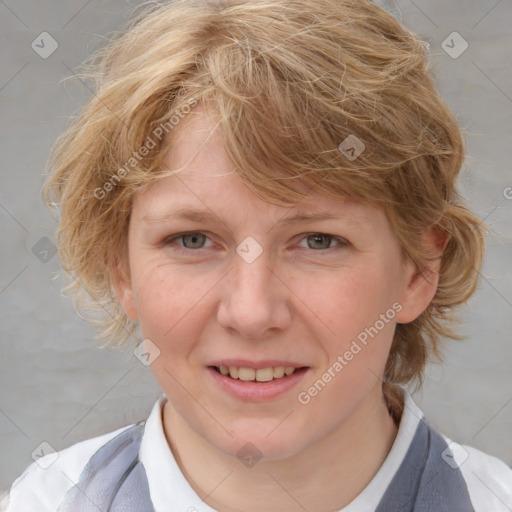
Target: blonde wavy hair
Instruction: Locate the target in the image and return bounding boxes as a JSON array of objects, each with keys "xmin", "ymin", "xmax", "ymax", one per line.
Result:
[{"xmin": 43, "ymin": 0, "xmax": 485, "ymax": 411}]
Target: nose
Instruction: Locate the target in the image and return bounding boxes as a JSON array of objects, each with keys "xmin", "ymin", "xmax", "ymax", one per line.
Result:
[{"xmin": 216, "ymin": 246, "xmax": 292, "ymax": 340}]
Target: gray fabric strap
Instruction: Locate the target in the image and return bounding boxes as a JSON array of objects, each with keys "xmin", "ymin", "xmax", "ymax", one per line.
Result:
[
  {"xmin": 57, "ymin": 422, "xmax": 155, "ymax": 512},
  {"xmin": 57, "ymin": 414, "xmax": 475, "ymax": 511},
  {"xmin": 376, "ymin": 417, "xmax": 475, "ymax": 511}
]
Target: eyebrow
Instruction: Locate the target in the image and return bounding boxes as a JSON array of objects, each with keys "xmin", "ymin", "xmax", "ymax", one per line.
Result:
[{"xmin": 141, "ymin": 207, "xmax": 355, "ymax": 227}]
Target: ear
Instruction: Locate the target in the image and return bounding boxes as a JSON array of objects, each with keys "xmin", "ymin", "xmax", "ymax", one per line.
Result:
[
  {"xmin": 111, "ymin": 256, "xmax": 139, "ymax": 321},
  {"xmin": 395, "ymin": 226, "xmax": 450, "ymax": 324}
]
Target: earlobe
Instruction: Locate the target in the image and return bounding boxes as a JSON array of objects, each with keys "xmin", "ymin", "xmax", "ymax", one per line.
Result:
[{"xmin": 112, "ymin": 260, "xmax": 139, "ymax": 321}]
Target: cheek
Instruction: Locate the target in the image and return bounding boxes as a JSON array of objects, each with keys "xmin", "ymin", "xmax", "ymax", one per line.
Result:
[
  {"xmin": 299, "ymin": 264, "xmax": 396, "ymax": 334},
  {"xmin": 132, "ymin": 265, "xmax": 205, "ymax": 342},
  {"xmin": 132, "ymin": 268, "xmax": 209, "ymax": 393},
  {"xmin": 295, "ymin": 262, "xmax": 400, "ymax": 382}
]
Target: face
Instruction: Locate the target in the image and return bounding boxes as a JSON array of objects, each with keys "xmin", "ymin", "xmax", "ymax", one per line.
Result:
[{"xmin": 115, "ymin": 109, "xmax": 437, "ymax": 461}]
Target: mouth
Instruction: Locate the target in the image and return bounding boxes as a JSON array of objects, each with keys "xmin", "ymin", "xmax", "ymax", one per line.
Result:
[
  {"xmin": 210, "ymin": 365, "xmax": 307, "ymax": 382},
  {"xmin": 207, "ymin": 360, "xmax": 310, "ymax": 400},
  {"xmin": 210, "ymin": 364, "xmax": 308, "ymax": 382}
]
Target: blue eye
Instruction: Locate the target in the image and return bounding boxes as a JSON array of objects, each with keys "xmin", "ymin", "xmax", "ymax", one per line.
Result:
[
  {"xmin": 300, "ymin": 233, "xmax": 347, "ymax": 250},
  {"xmin": 165, "ymin": 232, "xmax": 213, "ymax": 250},
  {"xmin": 164, "ymin": 232, "xmax": 348, "ymax": 253}
]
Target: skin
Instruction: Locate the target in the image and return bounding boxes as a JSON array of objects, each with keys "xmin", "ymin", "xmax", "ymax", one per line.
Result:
[{"xmin": 114, "ymin": 108, "xmax": 445, "ymax": 512}]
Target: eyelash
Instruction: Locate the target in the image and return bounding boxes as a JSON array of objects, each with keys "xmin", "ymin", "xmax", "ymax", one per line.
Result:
[{"xmin": 163, "ymin": 231, "xmax": 349, "ymax": 254}]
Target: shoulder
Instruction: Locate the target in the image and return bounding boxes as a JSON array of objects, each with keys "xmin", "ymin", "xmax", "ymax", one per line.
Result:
[
  {"xmin": 440, "ymin": 435, "xmax": 512, "ymax": 512},
  {"xmin": 4, "ymin": 424, "xmax": 135, "ymax": 512},
  {"xmin": 396, "ymin": 390, "xmax": 512, "ymax": 511}
]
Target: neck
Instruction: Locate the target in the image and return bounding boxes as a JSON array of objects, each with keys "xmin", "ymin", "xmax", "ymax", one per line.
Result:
[{"xmin": 163, "ymin": 385, "xmax": 400, "ymax": 512}]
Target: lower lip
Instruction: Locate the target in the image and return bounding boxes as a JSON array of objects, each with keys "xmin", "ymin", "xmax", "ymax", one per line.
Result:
[{"xmin": 207, "ymin": 367, "xmax": 309, "ymax": 401}]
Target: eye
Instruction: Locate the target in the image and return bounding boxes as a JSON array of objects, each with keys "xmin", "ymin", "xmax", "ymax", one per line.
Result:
[
  {"xmin": 298, "ymin": 233, "xmax": 348, "ymax": 251},
  {"xmin": 164, "ymin": 232, "xmax": 213, "ymax": 250},
  {"xmin": 163, "ymin": 231, "xmax": 348, "ymax": 253}
]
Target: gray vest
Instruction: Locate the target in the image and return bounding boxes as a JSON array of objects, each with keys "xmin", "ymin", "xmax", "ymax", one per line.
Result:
[
  {"xmin": 57, "ymin": 421, "xmax": 154, "ymax": 512},
  {"xmin": 57, "ymin": 417, "xmax": 475, "ymax": 511}
]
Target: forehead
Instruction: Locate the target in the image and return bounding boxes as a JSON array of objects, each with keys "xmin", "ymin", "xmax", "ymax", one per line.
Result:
[
  {"xmin": 134, "ymin": 106, "xmax": 385, "ymax": 228},
  {"xmin": 135, "ymin": 174, "xmax": 384, "ymax": 238}
]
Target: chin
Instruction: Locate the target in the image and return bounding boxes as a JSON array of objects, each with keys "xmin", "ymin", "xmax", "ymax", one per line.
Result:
[{"xmin": 201, "ymin": 418, "xmax": 311, "ymax": 462}]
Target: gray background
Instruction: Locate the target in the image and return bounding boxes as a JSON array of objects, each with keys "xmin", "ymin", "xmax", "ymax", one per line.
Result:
[{"xmin": 1, "ymin": 0, "xmax": 511, "ymax": 498}]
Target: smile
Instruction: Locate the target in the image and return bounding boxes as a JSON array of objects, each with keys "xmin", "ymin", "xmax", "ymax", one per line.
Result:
[
  {"xmin": 208, "ymin": 363, "xmax": 310, "ymax": 401},
  {"xmin": 214, "ymin": 365, "xmax": 300, "ymax": 382}
]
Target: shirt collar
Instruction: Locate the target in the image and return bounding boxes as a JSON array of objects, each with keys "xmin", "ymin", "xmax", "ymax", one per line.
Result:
[{"xmin": 140, "ymin": 388, "xmax": 424, "ymax": 512}]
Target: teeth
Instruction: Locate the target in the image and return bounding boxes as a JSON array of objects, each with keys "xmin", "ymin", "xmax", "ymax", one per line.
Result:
[
  {"xmin": 217, "ymin": 365, "xmax": 299, "ymax": 381},
  {"xmin": 256, "ymin": 367, "xmax": 274, "ymax": 382},
  {"xmin": 228, "ymin": 366, "xmax": 239, "ymax": 379},
  {"xmin": 273, "ymin": 366, "xmax": 285, "ymax": 378},
  {"xmin": 238, "ymin": 367, "xmax": 255, "ymax": 381}
]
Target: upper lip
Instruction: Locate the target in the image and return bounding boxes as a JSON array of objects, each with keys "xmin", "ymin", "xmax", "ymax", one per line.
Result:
[{"xmin": 209, "ymin": 359, "xmax": 309, "ymax": 370}]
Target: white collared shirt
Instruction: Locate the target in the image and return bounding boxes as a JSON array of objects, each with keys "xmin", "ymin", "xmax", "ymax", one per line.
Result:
[{"xmin": 4, "ymin": 390, "xmax": 512, "ymax": 511}]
